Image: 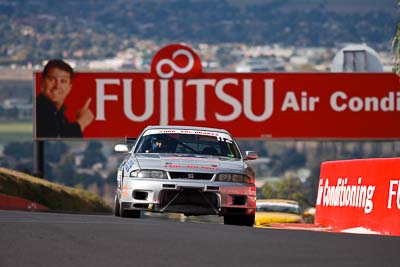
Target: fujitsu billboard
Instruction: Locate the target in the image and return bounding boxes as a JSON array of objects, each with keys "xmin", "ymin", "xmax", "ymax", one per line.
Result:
[{"xmin": 34, "ymin": 44, "xmax": 400, "ymax": 140}]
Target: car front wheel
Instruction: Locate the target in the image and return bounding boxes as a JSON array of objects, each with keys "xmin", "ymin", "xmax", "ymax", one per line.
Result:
[
  {"xmin": 119, "ymin": 203, "xmax": 142, "ymax": 218},
  {"xmin": 113, "ymin": 194, "xmax": 120, "ymax": 217}
]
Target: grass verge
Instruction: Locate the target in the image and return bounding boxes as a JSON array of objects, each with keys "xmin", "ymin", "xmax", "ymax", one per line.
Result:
[
  {"xmin": 0, "ymin": 121, "xmax": 33, "ymax": 143},
  {"xmin": 0, "ymin": 167, "xmax": 112, "ymax": 213}
]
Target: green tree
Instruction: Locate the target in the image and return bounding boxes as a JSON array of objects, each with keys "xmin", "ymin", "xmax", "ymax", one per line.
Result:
[
  {"xmin": 80, "ymin": 141, "xmax": 107, "ymax": 168},
  {"xmin": 105, "ymin": 170, "xmax": 118, "ymax": 186},
  {"xmin": 53, "ymin": 154, "xmax": 78, "ymax": 187},
  {"xmin": 261, "ymin": 182, "xmax": 277, "ymax": 199},
  {"xmin": 76, "ymin": 172, "xmax": 105, "ymax": 188},
  {"xmin": 45, "ymin": 142, "xmax": 69, "ymax": 163},
  {"xmin": 3, "ymin": 142, "xmax": 33, "ymax": 160},
  {"xmin": 277, "ymin": 176, "xmax": 309, "ymax": 206},
  {"xmin": 260, "ymin": 176, "xmax": 311, "ymax": 207}
]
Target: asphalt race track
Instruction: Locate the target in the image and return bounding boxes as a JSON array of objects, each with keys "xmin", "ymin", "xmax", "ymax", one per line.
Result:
[{"xmin": 0, "ymin": 210, "xmax": 399, "ymax": 267}]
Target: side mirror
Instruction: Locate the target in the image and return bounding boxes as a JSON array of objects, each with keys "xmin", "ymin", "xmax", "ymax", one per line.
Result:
[
  {"xmin": 244, "ymin": 151, "xmax": 258, "ymax": 160},
  {"xmin": 114, "ymin": 144, "xmax": 129, "ymax": 153}
]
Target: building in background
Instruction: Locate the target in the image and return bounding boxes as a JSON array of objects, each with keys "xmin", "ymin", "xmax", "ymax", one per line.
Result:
[{"xmin": 330, "ymin": 43, "xmax": 383, "ymax": 72}]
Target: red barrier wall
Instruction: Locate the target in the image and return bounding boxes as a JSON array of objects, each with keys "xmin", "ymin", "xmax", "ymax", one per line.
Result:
[
  {"xmin": 0, "ymin": 193, "xmax": 48, "ymax": 211},
  {"xmin": 315, "ymin": 158, "xmax": 400, "ymax": 236}
]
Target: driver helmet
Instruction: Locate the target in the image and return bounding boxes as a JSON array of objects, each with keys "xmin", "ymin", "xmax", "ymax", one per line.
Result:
[{"xmin": 151, "ymin": 136, "xmax": 162, "ymax": 150}]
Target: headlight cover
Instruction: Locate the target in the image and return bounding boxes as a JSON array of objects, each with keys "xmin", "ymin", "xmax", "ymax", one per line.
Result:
[
  {"xmin": 130, "ymin": 169, "xmax": 167, "ymax": 179},
  {"xmin": 215, "ymin": 173, "xmax": 253, "ymax": 184}
]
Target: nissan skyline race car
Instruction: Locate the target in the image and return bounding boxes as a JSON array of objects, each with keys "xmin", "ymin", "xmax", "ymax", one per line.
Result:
[{"xmin": 113, "ymin": 125, "xmax": 258, "ymax": 226}]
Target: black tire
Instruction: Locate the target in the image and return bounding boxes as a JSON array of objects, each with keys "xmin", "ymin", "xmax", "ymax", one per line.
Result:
[
  {"xmin": 224, "ymin": 214, "xmax": 254, "ymax": 227},
  {"xmin": 119, "ymin": 203, "xmax": 142, "ymax": 218},
  {"xmin": 113, "ymin": 194, "xmax": 120, "ymax": 217}
]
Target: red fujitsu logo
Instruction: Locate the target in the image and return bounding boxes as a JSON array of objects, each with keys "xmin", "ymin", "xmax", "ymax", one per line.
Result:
[{"xmin": 151, "ymin": 44, "xmax": 202, "ymax": 79}]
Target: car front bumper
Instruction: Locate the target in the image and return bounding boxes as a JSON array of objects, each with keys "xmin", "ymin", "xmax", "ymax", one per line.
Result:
[{"xmin": 119, "ymin": 178, "xmax": 256, "ymax": 216}]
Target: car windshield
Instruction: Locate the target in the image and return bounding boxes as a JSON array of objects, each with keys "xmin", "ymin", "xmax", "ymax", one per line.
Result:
[
  {"xmin": 134, "ymin": 130, "xmax": 241, "ymax": 159},
  {"xmin": 256, "ymin": 203, "xmax": 301, "ymax": 215}
]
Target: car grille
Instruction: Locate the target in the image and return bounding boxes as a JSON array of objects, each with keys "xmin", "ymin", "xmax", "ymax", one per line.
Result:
[
  {"xmin": 159, "ymin": 189, "xmax": 219, "ymax": 215},
  {"xmin": 168, "ymin": 172, "xmax": 213, "ymax": 180}
]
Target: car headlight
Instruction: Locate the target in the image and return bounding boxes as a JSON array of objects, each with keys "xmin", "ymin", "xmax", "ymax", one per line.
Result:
[
  {"xmin": 130, "ymin": 170, "xmax": 167, "ymax": 179},
  {"xmin": 215, "ymin": 173, "xmax": 253, "ymax": 184}
]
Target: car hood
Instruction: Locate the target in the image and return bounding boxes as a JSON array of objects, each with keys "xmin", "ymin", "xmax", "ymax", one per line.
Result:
[
  {"xmin": 255, "ymin": 212, "xmax": 303, "ymax": 225},
  {"xmin": 134, "ymin": 154, "xmax": 244, "ymax": 173}
]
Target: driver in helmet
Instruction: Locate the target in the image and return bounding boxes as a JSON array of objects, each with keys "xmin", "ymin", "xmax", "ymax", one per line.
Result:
[{"xmin": 148, "ymin": 137, "xmax": 165, "ymax": 152}]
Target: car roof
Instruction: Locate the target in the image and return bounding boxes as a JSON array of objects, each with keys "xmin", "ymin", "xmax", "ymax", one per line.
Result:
[{"xmin": 143, "ymin": 125, "xmax": 230, "ymax": 135}]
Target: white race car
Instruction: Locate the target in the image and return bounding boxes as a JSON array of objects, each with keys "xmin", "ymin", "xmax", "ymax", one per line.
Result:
[{"xmin": 113, "ymin": 125, "xmax": 258, "ymax": 226}]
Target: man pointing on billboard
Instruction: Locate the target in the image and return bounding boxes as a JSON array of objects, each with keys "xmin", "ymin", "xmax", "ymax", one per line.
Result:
[{"xmin": 35, "ymin": 59, "xmax": 94, "ymax": 138}]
